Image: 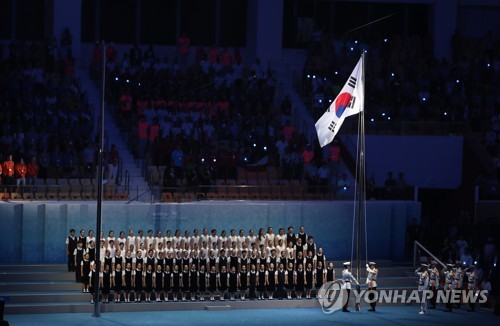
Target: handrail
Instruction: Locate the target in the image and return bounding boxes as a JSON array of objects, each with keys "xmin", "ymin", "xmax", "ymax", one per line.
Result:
[
  {"xmin": 413, "ymin": 240, "xmax": 445, "ymax": 269},
  {"xmin": 126, "ymin": 188, "xmax": 150, "ymax": 204}
]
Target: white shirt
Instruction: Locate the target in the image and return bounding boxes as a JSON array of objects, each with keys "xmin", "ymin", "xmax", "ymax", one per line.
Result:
[
  {"xmin": 365, "ymin": 265, "xmax": 378, "ymax": 288},
  {"xmin": 342, "ymin": 269, "xmax": 358, "ymax": 290}
]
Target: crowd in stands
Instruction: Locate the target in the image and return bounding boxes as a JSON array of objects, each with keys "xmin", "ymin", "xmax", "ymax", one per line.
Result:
[
  {"xmin": 99, "ymin": 42, "xmax": 312, "ymax": 189},
  {"xmin": 300, "ymin": 30, "xmax": 500, "ymax": 190},
  {"xmin": 0, "ymin": 29, "xmax": 96, "ymax": 187}
]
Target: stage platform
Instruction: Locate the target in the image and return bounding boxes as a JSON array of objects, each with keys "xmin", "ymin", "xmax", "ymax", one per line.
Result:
[
  {"xmin": 1, "ymin": 263, "xmax": 418, "ymax": 315},
  {"xmin": 4, "ymin": 306, "xmax": 498, "ymax": 326}
]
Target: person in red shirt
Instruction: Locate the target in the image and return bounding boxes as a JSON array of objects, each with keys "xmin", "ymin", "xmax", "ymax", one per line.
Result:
[
  {"xmin": 328, "ymin": 140, "xmax": 341, "ymax": 175},
  {"xmin": 2, "ymin": 154, "xmax": 15, "ymax": 186},
  {"xmin": 15, "ymin": 158, "xmax": 27, "ymax": 186},
  {"xmin": 119, "ymin": 90, "xmax": 133, "ymax": 124},
  {"xmin": 26, "ymin": 156, "xmax": 39, "ymax": 186},
  {"xmin": 282, "ymin": 120, "xmax": 296, "ymax": 142},
  {"xmin": 302, "ymin": 145, "xmax": 315, "ymax": 181},
  {"xmin": 107, "ymin": 144, "xmax": 120, "ymax": 184},
  {"xmin": 177, "ymin": 32, "xmax": 190, "ymax": 66},
  {"xmin": 220, "ymin": 48, "xmax": 232, "ymax": 71},
  {"xmin": 149, "ymin": 117, "xmax": 160, "ymax": 143},
  {"xmin": 137, "ymin": 116, "xmax": 149, "ymax": 159}
]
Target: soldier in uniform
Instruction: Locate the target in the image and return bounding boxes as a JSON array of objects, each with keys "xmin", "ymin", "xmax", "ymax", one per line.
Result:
[
  {"xmin": 428, "ymin": 261, "xmax": 440, "ymax": 309},
  {"xmin": 341, "ymin": 262, "xmax": 359, "ymax": 312},
  {"xmin": 443, "ymin": 263, "xmax": 455, "ymax": 312},
  {"xmin": 454, "ymin": 261, "xmax": 464, "ymax": 309},
  {"xmin": 464, "ymin": 265, "xmax": 477, "ymax": 312},
  {"xmin": 366, "ymin": 262, "xmax": 378, "ymax": 312},
  {"xmin": 415, "ymin": 263, "xmax": 430, "ymax": 315}
]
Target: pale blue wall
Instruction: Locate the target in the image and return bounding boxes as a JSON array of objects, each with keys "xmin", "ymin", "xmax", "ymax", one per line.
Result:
[{"xmin": 0, "ymin": 200, "xmax": 420, "ymax": 264}]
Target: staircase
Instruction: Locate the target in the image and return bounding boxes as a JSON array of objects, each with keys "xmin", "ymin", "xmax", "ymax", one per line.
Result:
[
  {"xmin": 78, "ymin": 69, "xmax": 150, "ymax": 202},
  {"xmin": 1, "ymin": 262, "xmax": 419, "ymax": 314}
]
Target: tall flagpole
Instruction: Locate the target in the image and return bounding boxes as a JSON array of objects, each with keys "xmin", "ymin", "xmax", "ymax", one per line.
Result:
[
  {"xmin": 92, "ymin": 41, "xmax": 106, "ymax": 318},
  {"xmin": 355, "ymin": 52, "xmax": 366, "ymax": 311}
]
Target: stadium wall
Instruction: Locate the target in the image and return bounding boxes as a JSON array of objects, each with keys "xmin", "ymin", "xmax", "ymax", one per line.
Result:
[{"xmin": 0, "ymin": 200, "xmax": 420, "ymax": 264}]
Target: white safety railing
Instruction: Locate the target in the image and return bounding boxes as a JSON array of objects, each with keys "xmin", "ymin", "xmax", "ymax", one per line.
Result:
[{"xmin": 413, "ymin": 240, "xmax": 446, "ymax": 268}]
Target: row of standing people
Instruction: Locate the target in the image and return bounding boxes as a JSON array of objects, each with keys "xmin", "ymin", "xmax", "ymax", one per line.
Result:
[
  {"xmin": 81, "ymin": 254, "xmax": 335, "ymax": 303},
  {"xmin": 67, "ymin": 226, "xmax": 320, "ymax": 272},
  {"xmin": 415, "ymin": 260, "xmax": 479, "ymax": 314}
]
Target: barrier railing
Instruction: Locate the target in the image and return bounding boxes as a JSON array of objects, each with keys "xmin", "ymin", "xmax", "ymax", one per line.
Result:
[{"xmin": 413, "ymin": 240, "xmax": 446, "ymax": 269}]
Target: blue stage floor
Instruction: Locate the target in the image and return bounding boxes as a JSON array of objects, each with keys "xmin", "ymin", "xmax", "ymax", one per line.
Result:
[{"xmin": 5, "ymin": 306, "xmax": 498, "ymax": 326}]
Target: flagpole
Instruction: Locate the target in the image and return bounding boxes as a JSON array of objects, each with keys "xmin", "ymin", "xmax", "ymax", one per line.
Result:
[
  {"xmin": 355, "ymin": 52, "xmax": 366, "ymax": 311},
  {"xmin": 92, "ymin": 41, "xmax": 106, "ymax": 318}
]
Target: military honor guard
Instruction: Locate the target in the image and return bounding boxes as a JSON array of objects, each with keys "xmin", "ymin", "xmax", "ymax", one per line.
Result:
[
  {"xmin": 428, "ymin": 261, "xmax": 440, "ymax": 309},
  {"xmin": 366, "ymin": 262, "xmax": 378, "ymax": 312},
  {"xmin": 415, "ymin": 263, "xmax": 430, "ymax": 315},
  {"xmin": 443, "ymin": 263, "xmax": 455, "ymax": 312},
  {"xmin": 341, "ymin": 262, "xmax": 359, "ymax": 312},
  {"xmin": 464, "ymin": 265, "xmax": 477, "ymax": 312}
]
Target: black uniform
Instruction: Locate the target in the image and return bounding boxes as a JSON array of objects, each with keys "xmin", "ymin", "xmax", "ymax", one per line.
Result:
[
  {"xmin": 249, "ymin": 270, "xmax": 257, "ymax": 299},
  {"xmin": 134, "ymin": 269, "xmax": 143, "ymax": 297},
  {"xmin": 145, "ymin": 270, "xmax": 153, "ymax": 292},
  {"xmin": 102, "ymin": 270, "xmax": 111, "ymax": 294},
  {"xmin": 75, "ymin": 247, "xmax": 84, "ymax": 282},
  {"xmin": 198, "ymin": 270, "xmax": 207, "ymax": 292},
  {"xmin": 295, "ymin": 270, "xmax": 305, "ymax": 292},
  {"xmin": 208, "ymin": 271, "xmax": 217, "ymax": 292},
  {"xmin": 87, "ymin": 247, "xmax": 96, "ymax": 264},
  {"xmin": 78, "ymin": 236, "xmax": 87, "ymax": 250},
  {"xmin": 165, "ymin": 258, "xmax": 174, "ymax": 272},
  {"xmin": 229, "ymin": 271, "xmax": 238, "ymax": 293},
  {"xmin": 287, "ymin": 268, "xmax": 295, "ymax": 290},
  {"xmin": 182, "ymin": 270, "xmax": 190, "ymax": 292},
  {"xmin": 219, "ymin": 271, "xmax": 228, "ymax": 292},
  {"xmin": 326, "ymin": 267, "xmax": 335, "ymax": 282},
  {"xmin": 114, "ymin": 269, "xmax": 123, "ymax": 292},
  {"xmin": 190, "ymin": 270, "xmax": 198, "ymax": 292},
  {"xmin": 277, "ymin": 269, "xmax": 286, "ymax": 298},
  {"xmin": 172, "ymin": 271, "xmax": 180, "ymax": 292},
  {"xmin": 163, "ymin": 271, "xmax": 172, "ymax": 293},
  {"xmin": 124, "ymin": 269, "xmax": 133, "ymax": 291},
  {"xmin": 258, "ymin": 270, "xmax": 266, "ymax": 292},
  {"xmin": 240, "ymin": 271, "xmax": 248, "ymax": 291},
  {"xmin": 267, "ymin": 269, "xmax": 276, "ymax": 293},
  {"xmin": 305, "ymin": 269, "xmax": 313, "ymax": 289},
  {"xmin": 81, "ymin": 259, "xmax": 91, "ymax": 284},
  {"xmin": 67, "ymin": 236, "xmax": 78, "ymax": 272},
  {"xmin": 316, "ymin": 267, "xmax": 324, "ymax": 289},
  {"xmin": 155, "ymin": 270, "xmax": 163, "ymax": 294}
]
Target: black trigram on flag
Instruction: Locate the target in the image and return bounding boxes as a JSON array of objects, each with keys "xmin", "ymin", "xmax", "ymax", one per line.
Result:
[{"xmin": 348, "ymin": 76, "xmax": 357, "ymax": 88}]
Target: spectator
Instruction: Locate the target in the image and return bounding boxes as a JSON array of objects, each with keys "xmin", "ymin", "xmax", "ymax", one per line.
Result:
[
  {"xmin": 171, "ymin": 144, "xmax": 185, "ymax": 183},
  {"xmin": 26, "ymin": 156, "xmax": 39, "ymax": 185},
  {"xmin": 336, "ymin": 172, "xmax": 350, "ymax": 198},
  {"xmin": 15, "ymin": 157, "xmax": 27, "ymax": 186},
  {"xmin": 177, "ymin": 33, "xmax": 190, "ymax": 66},
  {"xmin": 107, "ymin": 144, "xmax": 120, "ymax": 184},
  {"xmin": 2, "ymin": 154, "xmax": 15, "ymax": 185},
  {"xmin": 455, "ymin": 234, "xmax": 469, "ymax": 259}
]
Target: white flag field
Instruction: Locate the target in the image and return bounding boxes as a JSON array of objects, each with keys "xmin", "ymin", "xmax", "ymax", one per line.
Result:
[{"xmin": 315, "ymin": 57, "xmax": 364, "ymax": 147}]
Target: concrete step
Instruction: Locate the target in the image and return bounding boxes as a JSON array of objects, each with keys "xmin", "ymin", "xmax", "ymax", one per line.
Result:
[
  {"xmin": 0, "ymin": 264, "xmax": 67, "ymax": 273},
  {"xmin": 0, "ymin": 272, "xmax": 74, "ymax": 282},
  {"xmin": 3, "ymin": 291, "xmax": 90, "ymax": 304},
  {"xmin": 0, "ymin": 281, "xmax": 80, "ymax": 292},
  {"xmin": 4, "ymin": 293, "xmax": 420, "ymax": 315}
]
